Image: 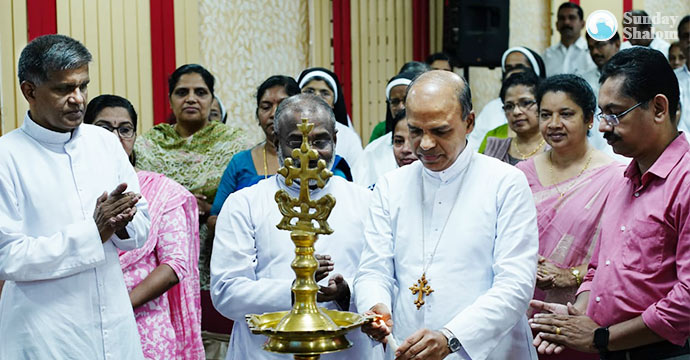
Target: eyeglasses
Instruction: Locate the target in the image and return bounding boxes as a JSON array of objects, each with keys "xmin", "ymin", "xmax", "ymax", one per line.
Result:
[
  {"xmin": 95, "ymin": 123, "xmax": 136, "ymax": 138},
  {"xmin": 596, "ymin": 101, "xmax": 645, "ymax": 127},
  {"xmin": 503, "ymin": 99, "xmax": 536, "ymax": 113},
  {"xmin": 287, "ymin": 138, "xmax": 333, "ymax": 150}
]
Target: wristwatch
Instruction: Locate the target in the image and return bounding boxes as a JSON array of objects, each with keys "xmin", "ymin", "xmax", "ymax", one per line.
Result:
[
  {"xmin": 440, "ymin": 328, "xmax": 462, "ymax": 353},
  {"xmin": 593, "ymin": 326, "xmax": 610, "ymax": 356},
  {"xmin": 570, "ymin": 268, "xmax": 582, "ymax": 286}
]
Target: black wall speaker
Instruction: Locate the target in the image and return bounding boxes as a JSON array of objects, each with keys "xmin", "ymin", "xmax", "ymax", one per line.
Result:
[{"xmin": 443, "ymin": 0, "xmax": 510, "ymax": 68}]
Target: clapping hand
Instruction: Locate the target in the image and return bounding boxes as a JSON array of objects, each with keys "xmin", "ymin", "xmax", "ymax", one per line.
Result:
[
  {"xmin": 529, "ymin": 300, "xmax": 568, "ymax": 355},
  {"xmin": 530, "ymin": 301, "xmax": 599, "ymax": 353},
  {"xmin": 93, "ymin": 183, "xmax": 141, "ymax": 243}
]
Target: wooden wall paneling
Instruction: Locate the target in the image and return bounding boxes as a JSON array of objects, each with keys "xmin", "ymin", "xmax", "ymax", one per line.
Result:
[
  {"xmin": 11, "ymin": 0, "xmax": 28, "ymax": 131},
  {"xmin": 173, "ymin": 0, "xmax": 186, "ymax": 66},
  {"xmin": 111, "ymin": 0, "xmax": 126, "ymax": 95},
  {"xmin": 366, "ymin": 0, "xmax": 376, "ymax": 136},
  {"xmin": 308, "ymin": 0, "xmax": 316, "ymax": 67},
  {"xmin": 350, "ymin": 0, "xmax": 361, "ymax": 135},
  {"xmin": 83, "ymin": 0, "xmax": 100, "ymax": 97},
  {"xmin": 0, "ymin": 0, "xmax": 20, "ymax": 134},
  {"xmin": 374, "ymin": 0, "xmax": 385, "ymax": 132},
  {"xmin": 308, "ymin": 1, "xmax": 332, "ymax": 71},
  {"xmin": 183, "ymin": 0, "xmax": 200, "ymax": 64},
  {"xmin": 359, "ymin": 0, "xmax": 370, "ymax": 135},
  {"xmin": 429, "ymin": 0, "xmax": 443, "ymax": 53},
  {"xmin": 434, "ymin": 0, "xmax": 443, "ymax": 52},
  {"xmin": 395, "ymin": 0, "xmax": 404, "ymax": 71},
  {"xmin": 123, "ymin": 0, "xmax": 141, "ymax": 127},
  {"xmin": 322, "ymin": 0, "xmax": 332, "ymax": 67},
  {"xmin": 385, "ymin": 0, "xmax": 395, "ymax": 78},
  {"xmin": 69, "ymin": 0, "xmax": 85, "ymax": 42},
  {"xmin": 136, "ymin": 0, "xmax": 153, "ymax": 132},
  {"xmin": 313, "ymin": 0, "xmax": 323, "ymax": 66},
  {"xmin": 97, "ymin": 0, "xmax": 114, "ymax": 94},
  {"xmin": 56, "ymin": 0, "xmax": 70, "ymax": 37},
  {"xmin": 404, "ymin": 0, "xmax": 413, "ymax": 61}
]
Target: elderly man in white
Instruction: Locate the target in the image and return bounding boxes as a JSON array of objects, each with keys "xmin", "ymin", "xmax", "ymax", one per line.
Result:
[
  {"xmin": 210, "ymin": 94, "xmax": 383, "ymax": 360},
  {"xmin": 0, "ymin": 34, "xmax": 149, "ymax": 359},
  {"xmin": 355, "ymin": 70, "xmax": 539, "ymax": 360}
]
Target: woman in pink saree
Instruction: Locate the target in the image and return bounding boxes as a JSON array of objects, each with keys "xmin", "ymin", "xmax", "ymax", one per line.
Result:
[
  {"xmin": 517, "ymin": 75, "xmax": 624, "ymax": 359},
  {"xmin": 85, "ymin": 95, "xmax": 204, "ymax": 359}
]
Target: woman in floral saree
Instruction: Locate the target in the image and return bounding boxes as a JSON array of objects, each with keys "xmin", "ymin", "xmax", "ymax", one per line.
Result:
[{"xmin": 85, "ymin": 95, "xmax": 204, "ymax": 359}]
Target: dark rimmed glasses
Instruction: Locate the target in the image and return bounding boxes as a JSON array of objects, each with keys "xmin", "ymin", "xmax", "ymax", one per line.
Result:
[
  {"xmin": 503, "ymin": 99, "xmax": 537, "ymax": 113},
  {"xmin": 596, "ymin": 101, "xmax": 646, "ymax": 127},
  {"xmin": 95, "ymin": 123, "xmax": 136, "ymax": 139}
]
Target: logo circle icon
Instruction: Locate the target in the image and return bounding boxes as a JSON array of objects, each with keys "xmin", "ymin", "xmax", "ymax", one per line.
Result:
[{"xmin": 586, "ymin": 10, "xmax": 618, "ymax": 41}]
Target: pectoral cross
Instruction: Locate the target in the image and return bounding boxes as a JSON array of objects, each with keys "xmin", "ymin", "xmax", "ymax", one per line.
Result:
[{"xmin": 409, "ymin": 273, "xmax": 433, "ymax": 310}]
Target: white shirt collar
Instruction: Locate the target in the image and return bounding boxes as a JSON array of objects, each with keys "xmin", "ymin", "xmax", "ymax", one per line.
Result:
[
  {"xmin": 421, "ymin": 141, "xmax": 473, "ymax": 183},
  {"xmin": 574, "ymin": 36, "xmax": 588, "ymax": 51},
  {"xmin": 21, "ymin": 111, "xmax": 81, "ymax": 145},
  {"xmin": 557, "ymin": 36, "xmax": 588, "ymax": 51}
]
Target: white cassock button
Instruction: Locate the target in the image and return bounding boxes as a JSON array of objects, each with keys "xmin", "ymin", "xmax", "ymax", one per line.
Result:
[
  {"xmin": 620, "ymin": 226, "xmax": 626, "ymax": 231},
  {"xmin": 605, "ymin": 260, "xmax": 611, "ymax": 266},
  {"xmin": 634, "ymin": 192, "xmax": 640, "ymax": 197},
  {"xmin": 595, "ymin": 296, "xmax": 601, "ymax": 302}
]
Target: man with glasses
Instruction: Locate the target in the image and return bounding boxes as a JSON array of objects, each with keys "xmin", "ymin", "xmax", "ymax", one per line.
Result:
[
  {"xmin": 0, "ymin": 35, "xmax": 150, "ymax": 358},
  {"xmin": 530, "ymin": 47, "xmax": 690, "ymax": 359},
  {"xmin": 210, "ymin": 94, "xmax": 383, "ymax": 360}
]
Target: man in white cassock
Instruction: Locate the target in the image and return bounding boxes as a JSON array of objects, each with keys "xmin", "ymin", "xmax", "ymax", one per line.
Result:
[
  {"xmin": 355, "ymin": 70, "xmax": 539, "ymax": 360},
  {"xmin": 0, "ymin": 35, "xmax": 150, "ymax": 359},
  {"xmin": 210, "ymin": 94, "xmax": 383, "ymax": 360}
]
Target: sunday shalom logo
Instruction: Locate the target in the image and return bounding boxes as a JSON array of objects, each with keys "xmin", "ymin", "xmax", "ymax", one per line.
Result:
[
  {"xmin": 586, "ymin": 10, "xmax": 618, "ymax": 41},
  {"xmin": 622, "ymin": 11, "xmax": 681, "ymax": 40}
]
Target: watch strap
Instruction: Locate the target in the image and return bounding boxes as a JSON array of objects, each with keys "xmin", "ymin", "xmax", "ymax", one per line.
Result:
[
  {"xmin": 440, "ymin": 328, "xmax": 461, "ymax": 353},
  {"xmin": 593, "ymin": 326, "xmax": 610, "ymax": 355}
]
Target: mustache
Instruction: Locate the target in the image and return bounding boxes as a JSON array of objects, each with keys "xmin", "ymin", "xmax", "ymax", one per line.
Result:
[{"xmin": 603, "ymin": 131, "xmax": 622, "ymax": 142}]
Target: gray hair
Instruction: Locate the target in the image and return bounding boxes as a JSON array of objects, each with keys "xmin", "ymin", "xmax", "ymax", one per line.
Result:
[
  {"xmin": 18, "ymin": 34, "xmax": 92, "ymax": 85},
  {"xmin": 407, "ymin": 70, "xmax": 473, "ymax": 120},
  {"xmin": 273, "ymin": 93, "xmax": 337, "ymax": 138}
]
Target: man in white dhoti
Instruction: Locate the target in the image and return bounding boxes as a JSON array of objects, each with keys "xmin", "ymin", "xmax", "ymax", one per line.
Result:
[
  {"xmin": 0, "ymin": 34, "xmax": 150, "ymax": 359},
  {"xmin": 355, "ymin": 70, "xmax": 539, "ymax": 360},
  {"xmin": 210, "ymin": 94, "xmax": 383, "ymax": 359}
]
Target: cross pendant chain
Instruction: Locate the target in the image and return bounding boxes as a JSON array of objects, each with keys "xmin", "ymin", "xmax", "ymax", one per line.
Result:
[{"xmin": 409, "ymin": 273, "xmax": 434, "ymax": 310}]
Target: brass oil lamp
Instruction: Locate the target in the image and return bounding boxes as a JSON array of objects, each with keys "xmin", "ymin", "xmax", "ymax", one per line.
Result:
[{"xmin": 245, "ymin": 118, "xmax": 374, "ymax": 360}]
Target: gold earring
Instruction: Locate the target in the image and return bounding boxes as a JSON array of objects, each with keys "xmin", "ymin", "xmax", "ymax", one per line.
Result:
[{"xmin": 588, "ymin": 124, "xmax": 593, "ymax": 129}]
